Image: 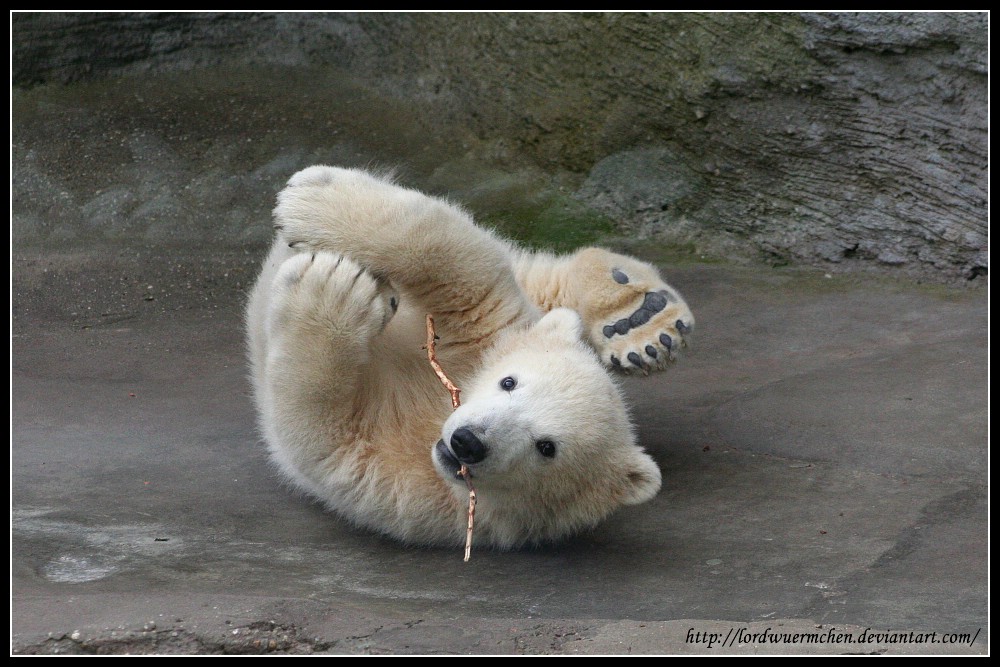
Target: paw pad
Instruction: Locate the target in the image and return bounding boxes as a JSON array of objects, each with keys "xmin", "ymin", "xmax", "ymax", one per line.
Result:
[
  {"xmin": 593, "ymin": 281, "xmax": 693, "ymax": 374},
  {"xmin": 601, "ymin": 291, "xmax": 672, "ymax": 339}
]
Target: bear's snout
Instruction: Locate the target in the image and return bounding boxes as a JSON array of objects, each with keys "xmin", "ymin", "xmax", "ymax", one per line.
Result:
[{"xmin": 450, "ymin": 427, "xmax": 488, "ymax": 464}]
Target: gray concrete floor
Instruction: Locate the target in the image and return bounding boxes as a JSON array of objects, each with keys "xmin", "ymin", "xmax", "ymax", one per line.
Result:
[
  {"xmin": 11, "ymin": 248, "xmax": 987, "ymax": 655},
  {"xmin": 11, "ymin": 70, "xmax": 988, "ymax": 655}
]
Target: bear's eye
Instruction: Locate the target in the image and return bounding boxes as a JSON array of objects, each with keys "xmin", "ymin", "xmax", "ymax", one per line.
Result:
[
  {"xmin": 536, "ymin": 440, "xmax": 556, "ymax": 458},
  {"xmin": 499, "ymin": 376, "xmax": 517, "ymax": 391}
]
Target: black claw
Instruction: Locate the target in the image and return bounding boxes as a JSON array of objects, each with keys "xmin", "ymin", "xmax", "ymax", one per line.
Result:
[
  {"xmin": 645, "ymin": 345, "xmax": 657, "ymax": 358},
  {"xmin": 627, "ymin": 352, "xmax": 643, "ymax": 367},
  {"xmin": 612, "ymin": 268, "xmax": 630, "ymax": 284},
  {"xmin": 629, "ymin": 308, "xmax": 653, "ymax": 328},
  {"xmin": 642, "ymin": 292, "xmax": 668, "ymax": 314},
  {"xmin": 659, "ymin": 333, "xmax": 673, "ymax": 350},
  {"xmin": 610, "ymin": 355, "xmax": 621, "ymax": 367},
  {"xmin": 390, "ymin": 297, "xmax": 398, "ymax": 312},
  {"xmin": 613, "ymin": 318, "xmax": 631, "ymax": 335},
  {"xmin": 676, "ymin": 319, "xmax": 692, "ymax": 334},
  {"xmin": 603, "ymin": 325, "xmax": 616, "ymax": 339}
]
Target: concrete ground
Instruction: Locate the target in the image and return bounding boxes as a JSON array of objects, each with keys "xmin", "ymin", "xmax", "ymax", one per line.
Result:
[{"xmin": 11, "ymin": 71, "xmax": 988, "ymax": 655}]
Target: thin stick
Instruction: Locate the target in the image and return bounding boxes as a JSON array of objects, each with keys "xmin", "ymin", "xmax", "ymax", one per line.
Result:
[
  {"xmin": 424, "ymin": 314, "xmax": 476, "ymax": 561},
  {"xmin": 425, "ymin": 315, "xmax": 461, "ymax": 409},
  {"xmin": 461, "ymin": 471, "xmax": 477, "ymax": 562}
]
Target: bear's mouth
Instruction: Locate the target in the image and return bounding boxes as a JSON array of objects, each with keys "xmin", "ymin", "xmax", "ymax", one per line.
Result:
[{"xmin": 435, "ymin": 439, "xmax": 472, "ymax": 480}]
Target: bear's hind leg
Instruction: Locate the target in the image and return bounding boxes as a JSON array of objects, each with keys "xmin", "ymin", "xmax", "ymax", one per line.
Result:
[{"xmin": 514, "ymin": 247, "xmax": 694, "ymax": 375}]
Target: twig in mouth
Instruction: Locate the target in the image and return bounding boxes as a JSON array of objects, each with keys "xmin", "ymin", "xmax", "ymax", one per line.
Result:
[
  {"xmin": 425, "ymin": 315, "xmax": 461, "ymax": 408},
  {"xmin": 425, "ymin": 314, "xmax": 476, "ymax": 562}
]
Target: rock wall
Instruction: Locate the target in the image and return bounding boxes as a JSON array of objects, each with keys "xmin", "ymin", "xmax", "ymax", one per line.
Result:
[{"xmin": 13, "ymin": 12, "xmax": 987, "ymax": 283}]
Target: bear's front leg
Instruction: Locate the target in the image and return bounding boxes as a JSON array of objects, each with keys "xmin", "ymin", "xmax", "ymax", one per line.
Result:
[
  {"xmin": 272, "ymin": 165, "xmax": 535, "ymax": 359},
  {"xmin": 257, "ymin": 251, "xmax": 397, "ymax": 482},
  {"xmin": 515, "ymin": 247, "xmax": 695, "ymax": 374}
]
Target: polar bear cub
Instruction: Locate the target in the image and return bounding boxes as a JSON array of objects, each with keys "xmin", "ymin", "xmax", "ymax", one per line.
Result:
[{"xmin": 246, "ymin": 166, "xmax": 694, "ymax": 549}]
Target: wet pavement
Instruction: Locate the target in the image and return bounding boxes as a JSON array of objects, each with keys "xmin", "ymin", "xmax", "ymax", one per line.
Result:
[{"xmin": 12, "ymin": 248, "xmax": 987, "ymax": 654}]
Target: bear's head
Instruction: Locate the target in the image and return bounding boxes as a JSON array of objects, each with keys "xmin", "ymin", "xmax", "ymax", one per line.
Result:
[{"xmin": 434, "ymin": 308, "xmax": 662, "ymax": 549}]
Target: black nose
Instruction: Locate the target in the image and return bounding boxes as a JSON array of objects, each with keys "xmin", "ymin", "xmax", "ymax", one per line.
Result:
[{"xmin": 450, "ymin": 427, "xmax": 487, "ymax": 464}]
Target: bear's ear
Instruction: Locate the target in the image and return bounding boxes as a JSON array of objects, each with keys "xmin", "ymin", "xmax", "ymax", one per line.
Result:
[
  {"xmin": 534, "ymin": 308, "xmax": 584, "ymax": 342},
  {"xmin": 620, "ymin": 450, "xmax": 662, "ymax": 506}
]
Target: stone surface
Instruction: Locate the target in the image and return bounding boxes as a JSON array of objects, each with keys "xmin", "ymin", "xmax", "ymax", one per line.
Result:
[
  {"xmin": 11, "ymin": 12, "xmax": 988, "ymax": 283},
  {"xmin": 11, "ymin": 250, "xmax": 988, "ymax": 655}
]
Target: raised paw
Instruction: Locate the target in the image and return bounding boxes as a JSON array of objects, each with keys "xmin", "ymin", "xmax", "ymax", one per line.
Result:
[
  {"xmin": 267, "ymin": 251, "xmax": 398, "ymax": 343},
  {"xmin": 272, "ymin": 165, "xmax": 424, "ymax": 251},
  {"xmin": 283, "ymin": 165, "xmax": 345, "ymax": 189},
  {"xmin": 568, "ymin": 248, "xmax": 694, "ymax": 375}
]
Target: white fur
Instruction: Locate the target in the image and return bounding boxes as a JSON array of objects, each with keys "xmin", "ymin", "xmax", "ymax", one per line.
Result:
[{"xmin": 246, "ymin": 166, "xmax": 687, "ymax": 549}]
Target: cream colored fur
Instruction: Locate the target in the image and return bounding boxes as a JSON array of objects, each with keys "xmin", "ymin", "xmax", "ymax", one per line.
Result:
[{"xmin": 246, "ymin": 166, "xmax": 694, "ymax": 548}]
